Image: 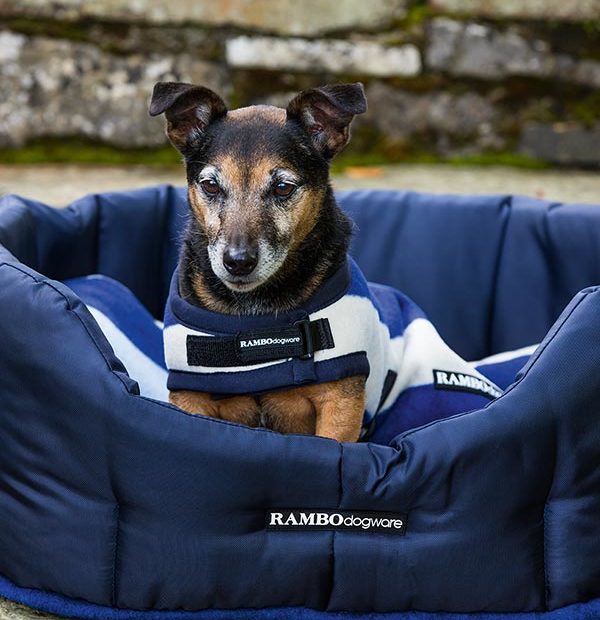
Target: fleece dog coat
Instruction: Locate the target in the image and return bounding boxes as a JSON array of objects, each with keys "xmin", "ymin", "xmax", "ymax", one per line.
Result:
[{"xmin": 163, "ymin": 257, "xmax": 502, "ymax": 442}]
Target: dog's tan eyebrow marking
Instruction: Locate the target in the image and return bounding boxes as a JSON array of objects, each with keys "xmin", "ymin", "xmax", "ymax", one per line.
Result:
[
  {"xmin": 198, "ymin": 165, "xmax": 220, "ymax": 180},
  {"xmin": 271, "ymin": 168, "xmax": 300, "ymax": 184}
]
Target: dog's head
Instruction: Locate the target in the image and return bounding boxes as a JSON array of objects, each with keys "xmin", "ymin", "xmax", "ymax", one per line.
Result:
[{"xmin": 150, "ymin": 82, "xmax": 367, "ymax": 293}]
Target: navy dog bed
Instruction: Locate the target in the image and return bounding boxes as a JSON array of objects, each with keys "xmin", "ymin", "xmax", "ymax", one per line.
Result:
[{"xmin": 0, "ymin": 186, "xmax": 599, "ymax": 619}]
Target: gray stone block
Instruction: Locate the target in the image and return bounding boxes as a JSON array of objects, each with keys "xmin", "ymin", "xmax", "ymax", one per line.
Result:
[
  {"xmin": 519, "ymin": 123, "xmax": 600, "ymax": 166},
  {"xmin": 365, "ymin": 82, "xmax": 503, "ymax": 152},
  {"xmin": 428, "ymin": 0, "xmax": 600, "ymax": 21},
  {"xmin": 426, "ymin": 18, "xmax": 600, "ymax": 87},
  {"xmin": 226, "ymin": 36, "xmax": 421, "ymax": 77},
  {"xmin": 0, "ymin": 0, "xmax": 408, "ymax": 36},
  {"xmin": 0, "ymin": 31, "xmax": 228, "ymax": 148}
]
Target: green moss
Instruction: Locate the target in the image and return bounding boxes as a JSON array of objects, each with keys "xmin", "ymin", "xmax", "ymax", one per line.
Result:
[
  {"xmin": 539, "ymin": 20, "xmax": 600, "ymax": 62},
  {"xmin": 582, "ymin": 19, "xmax": 600, "ymax": 37},
  {"xmin": 334, "ymin": 124, "xmax": 547, "ymax": 170},
  {"xmin": 0, "ymin": 16, "xmax": 224, "ymax": 59},
  {"xmin": 332, "ymin": 148, "xmax": 549, "ymax": 171},
  {"xmin": 0, "ymin": 139, "xmax": 181, "ymax": 166},
  {"xmin": 1, "ymin": 17, "xmax": 97, "ymax": 43},
  {"xmin": 0, "ymin": 133, "xmax": 549, "ymax": 172},
  {"xmin": 399, "ymin": 3, "xmax": 433, "ymax": 29},
  {"xmin": 570, "ymin": 91, "xmax": 600, "ymax": 127},
  {"xmin": 446, "ymin": 152, "xmax": 549, "ymax": 169}
]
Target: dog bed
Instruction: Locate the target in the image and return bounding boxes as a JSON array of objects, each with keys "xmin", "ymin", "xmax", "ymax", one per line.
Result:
[{"xmin": 0, "ymin": 186, "xmax": 599, "ymax": 619}]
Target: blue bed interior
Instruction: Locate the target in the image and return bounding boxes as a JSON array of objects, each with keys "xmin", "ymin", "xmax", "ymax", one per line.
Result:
[{"xmin": 0, "ymin": 186, "xmax": 599, "ymax": 619}]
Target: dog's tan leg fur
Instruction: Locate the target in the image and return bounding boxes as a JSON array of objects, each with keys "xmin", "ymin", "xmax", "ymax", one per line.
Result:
[
  {"xmin": 170, "ymin": 376, "xmax": 366, "ymax": 442},
  {"xmin": 259, "ymin": 376, "xmax": 366, "ymax": 442},
  {"xmin": 312, "ymin": 377, "xmax": 366, "ymax": 442},
  {"xmin": 169, "ymin": 390, "xmax": 261, "ymax": 427},
  {"xmin": 260, "ymin": 390, "xmax": 316, "ymax": 435}
]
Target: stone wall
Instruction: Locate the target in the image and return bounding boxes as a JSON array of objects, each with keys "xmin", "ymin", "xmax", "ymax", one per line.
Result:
[{"xmin": 0, "ymin": 0, "xmax": 598, "ymax": 166}]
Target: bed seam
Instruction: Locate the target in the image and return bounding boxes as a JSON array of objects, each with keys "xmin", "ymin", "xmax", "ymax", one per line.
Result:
[
  {"xmin": 111, "ymin": 502, "xmax": 121, "ymax": 607},
  {"xmin": 485, "ymin": 195, "xmax": 513, "ymax": 356},
  {"xmin": 542, "ymin": 502, "xmax": 550, "ymax": 610}
]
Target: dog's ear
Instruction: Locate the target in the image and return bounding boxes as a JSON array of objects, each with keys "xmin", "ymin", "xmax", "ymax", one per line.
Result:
[
  {"xmin": 149, "ymin": 81, "xmax": 227, "ymax": 153},
  {"xmin": 286, "ymin": 83, "xmax": 367, "ymax": 159}
]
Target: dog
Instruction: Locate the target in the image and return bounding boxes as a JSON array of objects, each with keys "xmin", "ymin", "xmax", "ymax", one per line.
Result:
[
  {"xmin": 150, "ymin": 81, "xmax": 502, "ymax": 444},
  {"xmin": 150, "ymin": 81, "xmax": 369, "ymax": 442}
]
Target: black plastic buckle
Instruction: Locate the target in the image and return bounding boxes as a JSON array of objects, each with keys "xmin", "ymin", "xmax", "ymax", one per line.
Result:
[{"xmin": 294, "ymin": 319, "xmax": 314, "ymax": 359}]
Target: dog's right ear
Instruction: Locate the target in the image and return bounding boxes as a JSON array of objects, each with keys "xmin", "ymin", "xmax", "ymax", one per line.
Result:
[{"xmin": 149, "ymin": 82, "xmax": 227, "ymax": 153}]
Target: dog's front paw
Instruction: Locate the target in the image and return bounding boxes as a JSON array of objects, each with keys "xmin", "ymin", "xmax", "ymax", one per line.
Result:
[
  {"xmin": 169, "ymin": 390, "xmax": 261, "ymax": 427},
  {"xmin": 259, "ymin": 376, "xmax": 366, "ymax": 441}
]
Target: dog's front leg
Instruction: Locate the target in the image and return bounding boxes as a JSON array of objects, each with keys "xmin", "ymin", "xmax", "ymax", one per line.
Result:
[
  {"xmin": 169, "ymin": 390, "xmax": 261, "ymax": 427},
  {"xmin": 312, "ymin": 376, "xmax": 366, "ymax": 443},
  {"xmin": 260, "ymin": 376, "xmax": 366, "ymax": 442}
]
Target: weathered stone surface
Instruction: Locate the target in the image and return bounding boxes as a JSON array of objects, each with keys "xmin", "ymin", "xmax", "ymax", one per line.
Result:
[
  {"xmin": 519, "ymin": 122, "xmax": 600, "ymax": 166},
  {"xmin": 0, "ymin": 2, "xmax": 596, "ymax": 167},
  {"xmin": 0, "ymin": 30, "xmax": 228, "ymax": 148},
  {"xmin": 0, "ymin": 597, "xmax": 58, "ymax": 619},
  {"xmin": 0, "ymin": 0, "xmax": 407, "ymax": 36},
  {"xmin": 429, "ymin": 0, "xmax": 600, "ymax": 21},
  {"xmin": 426, "ymin": 18, "xmax": 600, "ymax": 87},
  {"xmin": 364, "ymin": 82, "xmax": 504, "ymax": 153},
  {"xmin": 226, "ymin": 36, "xmax": 421, "ymax": 77}
]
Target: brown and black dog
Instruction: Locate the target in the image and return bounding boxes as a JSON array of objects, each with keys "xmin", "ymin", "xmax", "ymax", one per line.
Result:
[{"xmin": 150, "ymin": 81, "xmax": 368, "ymax": 442}]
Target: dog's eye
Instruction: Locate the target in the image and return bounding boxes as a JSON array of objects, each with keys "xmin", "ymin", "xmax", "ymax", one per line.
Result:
[
  {"xmin": 200, "ymin": 179, "xmax": 220, "ymax": 196},
  {"xmin": 273, "ymin": 181, "xmax": 296, "ymax": 198}
]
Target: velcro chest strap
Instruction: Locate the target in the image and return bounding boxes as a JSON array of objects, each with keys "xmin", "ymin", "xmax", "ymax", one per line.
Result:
[{"xmin": 186, "ymin": 318, "xmax": 335, "ymax": 367}]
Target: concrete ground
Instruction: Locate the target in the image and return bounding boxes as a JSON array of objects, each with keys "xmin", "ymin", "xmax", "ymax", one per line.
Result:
[
  {"xmin": 0, "ymin": 163, "xmax": 599, "ymax": 205},
  {"xmin": 0, "ymin": 162, "xmax": 598, "ymax": 619}
]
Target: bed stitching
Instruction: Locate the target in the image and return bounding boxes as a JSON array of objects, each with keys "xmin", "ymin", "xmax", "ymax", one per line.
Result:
[
  {"xmin": 541, "ymin": 203, "xmax": 561, "ymax": 322},
  {"xmin": 327, "ymin": 441, "xmax": 343, "ymax": 611},
  {"xmin": 111, "ymin": 502, "xmax": 121, "ymax": 607},
  {"xmin": 485, "ymin": 195, "xmax": 512, "ymax": 356},
  {"xmin": 160, "ymin": 185, "xmax": 175, "ymax": 314},
  {"xmin": 92, "ymin": 193, "xmax": 102, "ymax": 277},
  {"xmin": 542, "ymin": 502, "xmax": 550, "ymax": 610}
]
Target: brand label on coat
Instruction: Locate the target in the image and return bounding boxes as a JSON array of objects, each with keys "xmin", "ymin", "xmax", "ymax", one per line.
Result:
[
  {"xmin": 266, "ymin": 509, "xmax": 407, "ymax": 535},
  {"xmin": 239, "ymin": 336, "xmax": 301, "ymax": 348},
  {"xmin": 433, "ymin": 369, "xmax": 502, "ymax": 399}
]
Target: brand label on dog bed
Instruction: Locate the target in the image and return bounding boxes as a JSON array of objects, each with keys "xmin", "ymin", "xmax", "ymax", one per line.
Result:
[
  {"xmin": 433, "ymin": 369, "xmax": 502, "ymax": 399},
  {"xmin": 266, "ymin": 509, "xmax": 407, "ymax": 535}
]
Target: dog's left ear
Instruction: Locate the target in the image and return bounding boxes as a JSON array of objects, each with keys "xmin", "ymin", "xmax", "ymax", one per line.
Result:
[
  {"xmin": 149, "ymin": 81, "xmax": 227, "ymax": 153},
  {"xmin": 286, "ymin": 83, "xmax": 367, "ymax": 159}
]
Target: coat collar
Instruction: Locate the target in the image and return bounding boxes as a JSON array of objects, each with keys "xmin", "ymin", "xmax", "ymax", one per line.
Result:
[{"xmin": 167, "ymin": 258, "xmax": 353, "ymax": 335}]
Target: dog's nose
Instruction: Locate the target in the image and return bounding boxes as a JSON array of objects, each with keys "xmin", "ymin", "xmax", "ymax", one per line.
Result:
[{"xmin": 223, "ymin": 245, "xmax": 258, "ymax": 276}]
